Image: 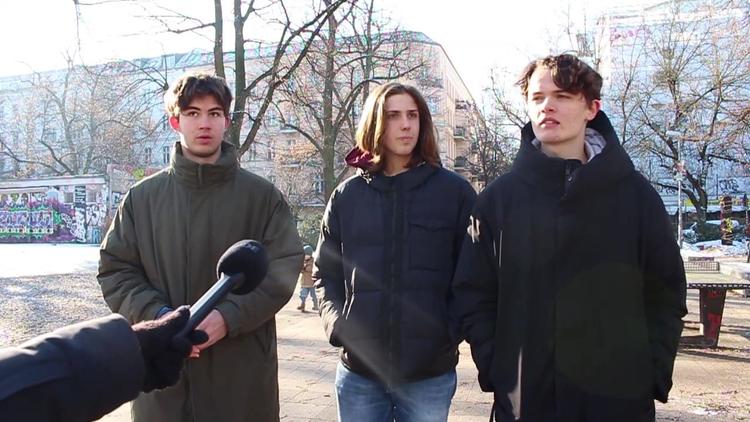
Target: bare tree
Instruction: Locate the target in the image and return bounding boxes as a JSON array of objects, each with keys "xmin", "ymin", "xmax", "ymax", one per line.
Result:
[
  {"xmin": 271, "ymin": 0, "xmax": 424, "ymax": 200},
  {"xmin": 75, "ymin": 0, "xmax": 349, "ymax": 158},
  {"xmin": 269, "ymin": 139, "xmax": 321, "ymax": 217},
  {"xmin": 0, "ymin": 58, "xmax": 166, "ymax": 177},
  {"xmin": 467, "ymin": 70, "xmax": 524, "ymax": 187},
  {"xmin": 607, "ymin": 0, "xmax": 750, "ymax": 222}
]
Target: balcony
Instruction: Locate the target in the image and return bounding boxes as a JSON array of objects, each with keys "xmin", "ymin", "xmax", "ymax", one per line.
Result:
[
  {"xmin": 419, "ymin": 74, "xmax": 443, "ymax": 88},
  {"xmin": 453, "ymin": 126, "xmax": 469, "ymax": 140},
  {"xmin": 455, "ymin": 100, "xmax": 471, "ymax": 111}
]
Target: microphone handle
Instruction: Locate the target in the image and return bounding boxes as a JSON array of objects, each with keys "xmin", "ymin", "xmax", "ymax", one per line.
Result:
[{"xmin": 178, "ymin": 272, "xmax": 244, "ymax": 338}]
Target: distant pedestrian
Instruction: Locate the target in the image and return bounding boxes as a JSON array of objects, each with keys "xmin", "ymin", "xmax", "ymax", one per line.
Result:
[{"xmin": 297, "ymin": 245, "xmax": 318, "ymax": 312}]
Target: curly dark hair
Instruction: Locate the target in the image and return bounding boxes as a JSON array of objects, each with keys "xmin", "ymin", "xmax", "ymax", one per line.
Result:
[
  {"xmin": 516, "ymin": 54, "xmax": 602, "ymax": 105},
  {"xmin": 164, "ymin": 72, "xmax": 233, "ymax": 118}
]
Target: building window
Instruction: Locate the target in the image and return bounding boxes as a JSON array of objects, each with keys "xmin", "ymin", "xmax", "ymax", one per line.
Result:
[
  {"xmin": 144, "ymin": 147, "xmax": 152, "ymax": 165},
  {"xmin": 162, "ymin": 146, "xmax": 170, "ymax": 164},
  {"xmin": 265, "ymin": 111, "xmax": 279, "ymax": 129},
  {"xmin": 314, "ymin": 175, "xmax": 324, "ymax": 194},
  {"xmin": 426, "ymin": 97, "xmax": 440, "ymax": 115},
  {"xmin": 43, "ymin": 128, "xmax": 57, "ymax": 143},
  {"xmin": 87, "ymin": 187, "xmax": 100, "ymax": 203},
  {"xmin": 281, "ymin": 115, "xmax": 298, "ymax": 132}
]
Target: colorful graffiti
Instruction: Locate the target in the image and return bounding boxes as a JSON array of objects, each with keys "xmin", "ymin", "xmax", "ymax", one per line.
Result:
[{"xmin": 0, "ymin": 189, "xmax": 104, "ymax": 244}]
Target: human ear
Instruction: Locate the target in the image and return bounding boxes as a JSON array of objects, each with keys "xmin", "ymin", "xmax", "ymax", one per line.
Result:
[
  {"xmin": 169, "ymin": 116, "xmax": 181, "ymax": 132},
  {"xmin": 586, "ymin": 99, "xmax": 601, "ymax": 120}
]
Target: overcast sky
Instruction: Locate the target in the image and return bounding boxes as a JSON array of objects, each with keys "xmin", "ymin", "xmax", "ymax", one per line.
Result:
[{"xmin": 2, "ymin": 0, "xmax": 640, "ymax": 101}]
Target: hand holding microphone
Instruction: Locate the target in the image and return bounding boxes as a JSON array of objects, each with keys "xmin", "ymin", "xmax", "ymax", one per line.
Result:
[
  {"xmin": 179, "ymin": 240, "xmax": 269, "ymax": 355},
  {"xmin": 132, "ymin": 306, "xmax": 208, "ymax": 392}
]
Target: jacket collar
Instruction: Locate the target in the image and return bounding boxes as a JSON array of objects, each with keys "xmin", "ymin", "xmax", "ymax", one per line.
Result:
[
  {"xmin": 359, "ymin": 162, "xmax": 439, "ymax": 192},
  {"xmin": 345, "ymin": 146, "xmax": 440, "ymax": 191},
  {"xmin": 169, "ymin": 141, "xmax": 238, "ymax": 189},
  {"xmin": 513, "ymin": 111, "xmax": 634, "ymax": 199}
]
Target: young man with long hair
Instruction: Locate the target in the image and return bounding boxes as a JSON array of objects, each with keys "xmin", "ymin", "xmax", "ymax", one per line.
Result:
[{"xmin": 315, "ymin": 82, "xmax": 477, "ymax": 421}]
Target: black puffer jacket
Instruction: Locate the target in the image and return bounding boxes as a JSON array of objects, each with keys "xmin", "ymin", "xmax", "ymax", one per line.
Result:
[
  {"xmin": 315, "ymin": 157, "xmax": 476, "ymax": 385},
  {"xmin": 452, "ymin": 111, "xmax": 687, "ymax": 421}
]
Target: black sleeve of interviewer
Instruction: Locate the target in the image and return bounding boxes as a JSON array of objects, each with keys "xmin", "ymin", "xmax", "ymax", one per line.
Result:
[{"xmin": 0, "ymin": 314, "xmax": 144, "ymax": 422}]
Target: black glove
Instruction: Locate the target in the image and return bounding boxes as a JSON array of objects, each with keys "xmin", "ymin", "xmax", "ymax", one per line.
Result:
[{"xmin": 132, "ymin": 305, "xmax": 208, "ymax": 392}]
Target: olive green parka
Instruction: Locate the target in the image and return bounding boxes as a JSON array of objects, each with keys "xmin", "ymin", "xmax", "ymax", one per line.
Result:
[{"xmin": 98, "ymin": 142, "xmax": 302, "ymax": 422}]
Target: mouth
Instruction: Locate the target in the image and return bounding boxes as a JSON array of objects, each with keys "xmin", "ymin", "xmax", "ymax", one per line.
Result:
[{"xmin": 540, "ymin": 118, "xmax": 559, "ymax": 127}]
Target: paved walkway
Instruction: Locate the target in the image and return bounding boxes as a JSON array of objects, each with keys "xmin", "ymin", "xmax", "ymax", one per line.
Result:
[
  {"xmin": 1, "ymin": 245, "xmax": 745, "ymax": 420},
  {"xmin": 101, "ymin": 297, "xmax": 494, "ymax": 422},
  {"xmin": 100, "ymin": 283, "xmax": 749, "ymax": 421},
  {"xmin": 275, "ymin": 301, "xmax": 493, "ymax": 421}
]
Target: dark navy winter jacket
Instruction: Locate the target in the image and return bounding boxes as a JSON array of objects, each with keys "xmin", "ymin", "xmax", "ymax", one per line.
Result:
[
  {"xmin": 452, "ymin": 111, "xmax": 687, "ymax": 421},
  {"xmin": 315, "ymin": 162, "xmax": 476, "ymax": 385}
]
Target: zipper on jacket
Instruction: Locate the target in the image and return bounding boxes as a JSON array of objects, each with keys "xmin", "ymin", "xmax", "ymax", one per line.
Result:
[
  {"xmin": 185, "ymin": 189, "xmax": 197, "ymax": 422},
  {"xmin": 387, "ymin": 188, "xmax": 397, "ymax": 391},
  {"xmin": 563, "ymin": 160, "xmax": 582, "ymax": 194}
]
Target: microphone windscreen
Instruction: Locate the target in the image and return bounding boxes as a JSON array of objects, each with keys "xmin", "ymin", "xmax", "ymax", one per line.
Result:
[{"xmin": 216, "ymin": 240, "xmax": 269, "ymax": 295}]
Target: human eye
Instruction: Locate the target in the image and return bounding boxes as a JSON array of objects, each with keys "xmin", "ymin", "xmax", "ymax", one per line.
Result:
[
  {"xmin": 183, "ymin": 110, "xmax": 199, "ymax": 117},
  {"xmin": 408, "ymin": 111, "xmax": 419, "ymax": 119},
  {"xmin": 210, "ymin": 111, "xmax": 223, "ymax": 118}
]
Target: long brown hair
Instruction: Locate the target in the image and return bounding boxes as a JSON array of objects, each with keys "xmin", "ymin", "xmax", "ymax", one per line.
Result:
[{"xmin": 355, "ymin": 82, "xmax": 440, "ymax": 172}]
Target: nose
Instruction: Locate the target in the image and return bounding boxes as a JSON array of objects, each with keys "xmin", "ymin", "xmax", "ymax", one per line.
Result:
[
  {"xmin": 541, "ymin": 97, "xmax": 556, "ymax": 112},
  {"xmin": 198, "ymin": 114, "xmax": 212, "ymax": 128},
  {"xmin": 400, "ymin": 115, "xmax": 411, "ymax": 130}
]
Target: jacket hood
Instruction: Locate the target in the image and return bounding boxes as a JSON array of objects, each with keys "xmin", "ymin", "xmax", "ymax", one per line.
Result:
[
  {"xmin": 170, "ymin": 141, "xmax": 238, "ymax": 189},
  {"xmin": 512, "ymin": 111, "xmax": 635, "ymax": 200},
  {"xmin": 345, "ymin": 146, "xmax": 375, "ymax": 170},
  {"xmin": 346, "ymin": 146, "xmax": 439, "ymax": 192}
]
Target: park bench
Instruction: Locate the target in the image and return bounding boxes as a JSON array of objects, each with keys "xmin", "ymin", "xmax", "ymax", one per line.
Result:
[
  {"xmin": 683, "ymin": 259, "xmax": 721, "ymax": 272},
  {"xmin": 684, "ymin": 256, "xmax": 750, "ymax": 347}
]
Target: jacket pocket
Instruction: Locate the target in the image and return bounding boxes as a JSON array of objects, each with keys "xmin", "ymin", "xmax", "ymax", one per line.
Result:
[
  {"xmin": 408, "ymin": 218, "xmax": 454, "ymax": 271},
  {"xmin": 252, "ymin": 321, "xmax": 274, "ymax": 356}
]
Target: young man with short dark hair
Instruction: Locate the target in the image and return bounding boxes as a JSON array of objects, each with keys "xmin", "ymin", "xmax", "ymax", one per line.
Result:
[
  {"xmin": 99, "ymin": 71, "xmax": 303, "ymax": 422},
  {"xmin": 453, "ymin": 54, "xmax": 687, "ymax": 421}
]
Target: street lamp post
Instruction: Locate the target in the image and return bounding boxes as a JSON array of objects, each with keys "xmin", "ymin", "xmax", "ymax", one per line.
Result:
[
  {"xmin": 677, "ymin": 135, "xmax": 683, "ymax": 249},
  {"xmin": 667, "ymin": 130, "xmax": 684, "ymax": 248}
]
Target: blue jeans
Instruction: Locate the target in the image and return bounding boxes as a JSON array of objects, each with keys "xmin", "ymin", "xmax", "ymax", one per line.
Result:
[
  {"xmin": 299, "ymin": 287, "xmax": 318, "ymax": 307},
  {"xmin": 334, "ymin": 362, "xmax": 457, "ymax": 422}
]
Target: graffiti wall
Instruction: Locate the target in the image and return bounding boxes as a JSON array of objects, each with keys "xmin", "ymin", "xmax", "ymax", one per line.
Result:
[
  {"xmin": 0, "ymin": 184, "xmax": 107, "ymax": 244},
  {"xmin": 107, "ymin": 163, "xmax": 161, "ymax": 219}
]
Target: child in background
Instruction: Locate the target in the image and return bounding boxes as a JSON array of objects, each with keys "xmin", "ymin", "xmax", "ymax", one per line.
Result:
[{"xmin": 297, "ymin": 245, "xmax": 318, "ymax": 312}]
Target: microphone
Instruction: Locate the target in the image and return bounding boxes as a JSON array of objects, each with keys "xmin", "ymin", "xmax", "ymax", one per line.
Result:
[{"xmin": 178, "ymin": 240, "xmax": 269, "ymax": 337}]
